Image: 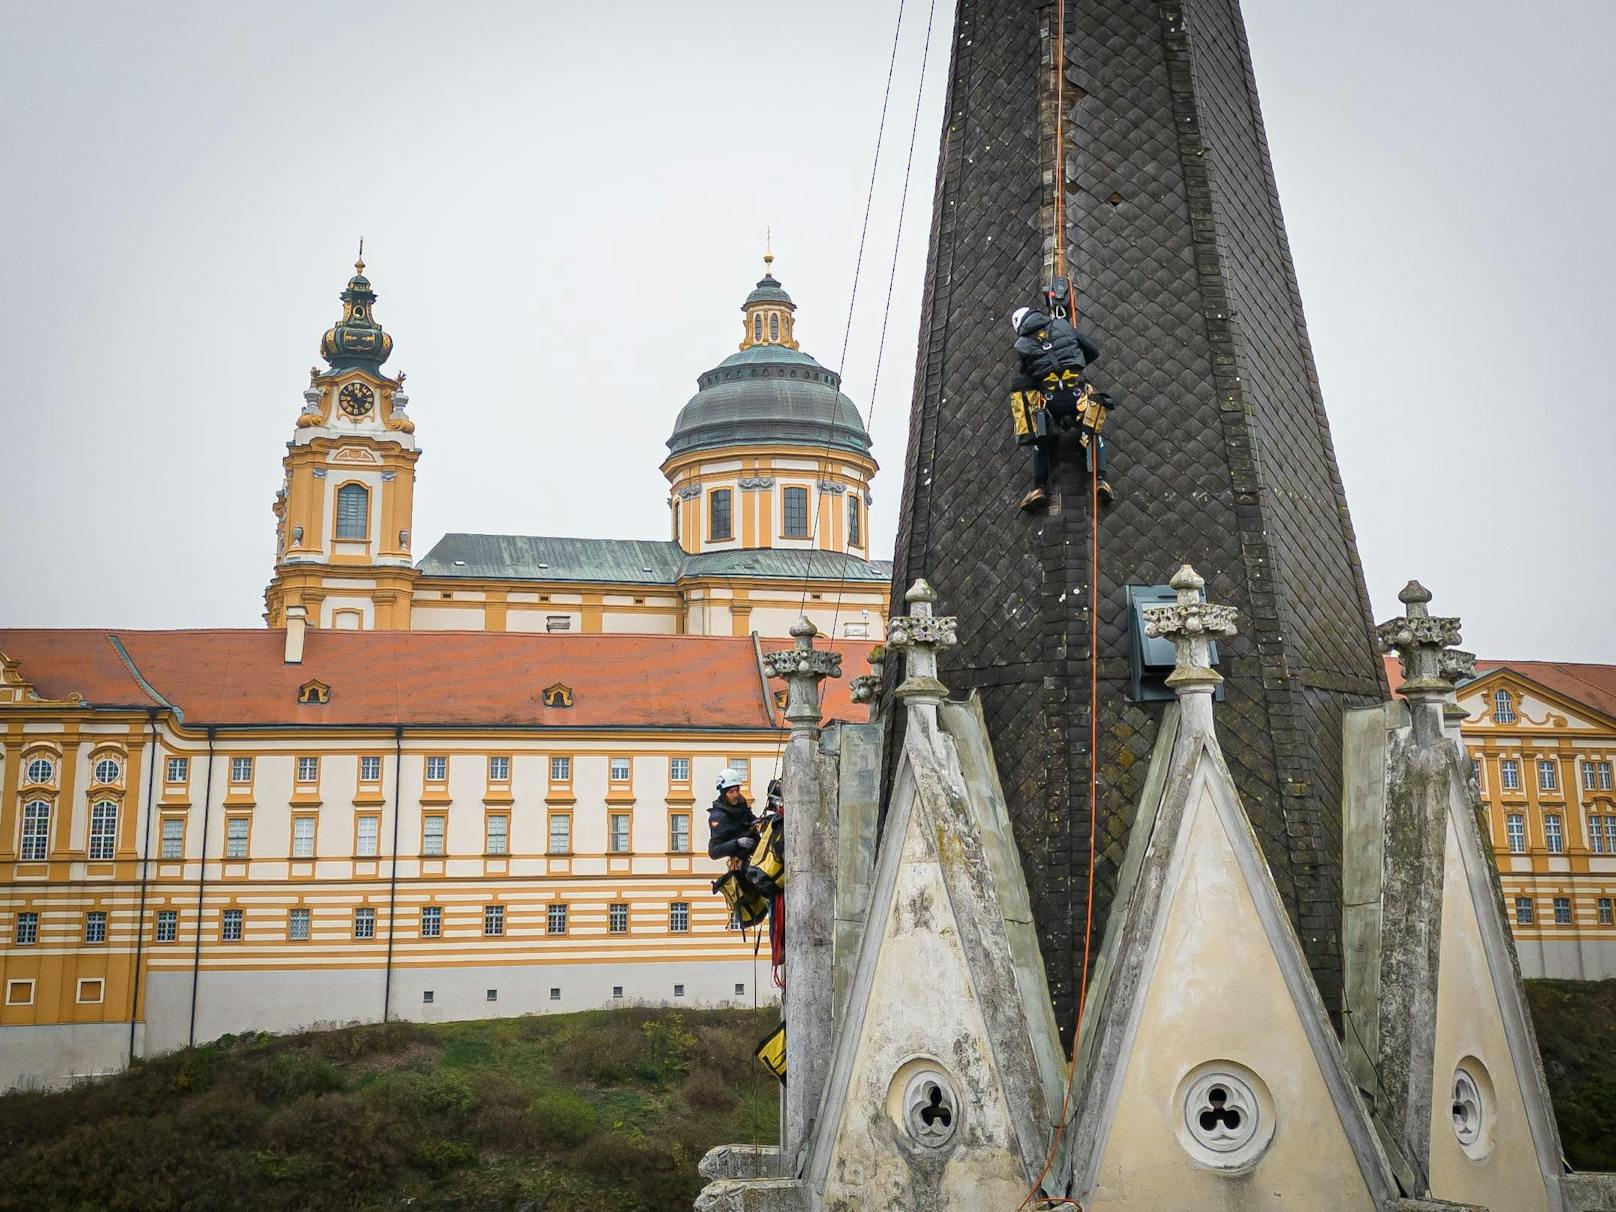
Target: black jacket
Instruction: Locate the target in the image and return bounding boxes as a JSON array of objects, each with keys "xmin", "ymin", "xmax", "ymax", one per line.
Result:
[
  {"xmin": 707, "ymin": 793, "xmax": 757, "ymax": 860},
  {"xmin": 1013, "ymin": 310, "xmax": 1101, "ymax": 384}
]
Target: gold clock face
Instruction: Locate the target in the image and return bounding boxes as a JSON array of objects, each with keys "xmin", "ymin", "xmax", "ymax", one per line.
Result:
[{"xmin": 339, "ymin": 382, "xmax": 374, "ymax": 417}]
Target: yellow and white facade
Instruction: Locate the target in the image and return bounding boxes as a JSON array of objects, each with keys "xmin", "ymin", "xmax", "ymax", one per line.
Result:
[{"xmin": 1457, "ymin": 661, "xmax": 1616, "ymax": 979}]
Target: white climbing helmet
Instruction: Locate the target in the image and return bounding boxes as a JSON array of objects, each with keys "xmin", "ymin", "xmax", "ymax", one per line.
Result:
[
  {"xmin": 1011, "ymin": 306, "xmax": 1031, "ymax": 333},
  {"xmin": 716, "ymin": 767, "xmax": 744, "ymax": 791}
]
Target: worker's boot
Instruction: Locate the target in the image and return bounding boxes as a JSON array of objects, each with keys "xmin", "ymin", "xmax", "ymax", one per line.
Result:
[{"xmin": 1019, "ymin": 486, "xmax": 1049, "ymax": 512}]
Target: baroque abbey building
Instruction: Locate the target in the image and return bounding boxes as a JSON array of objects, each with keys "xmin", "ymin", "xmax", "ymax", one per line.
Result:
[{"xmin": 0, "ymin": 255, "xmax": 883, "ymax": 1090}]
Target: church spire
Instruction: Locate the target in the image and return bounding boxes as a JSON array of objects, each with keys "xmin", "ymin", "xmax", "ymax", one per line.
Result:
[{"xmin": 319, "ymin": 251, "xmax": 394, "ymax": 374}]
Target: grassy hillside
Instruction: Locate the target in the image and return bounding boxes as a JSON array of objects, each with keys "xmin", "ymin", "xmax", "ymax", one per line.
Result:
[
  {"xmin": 0, "ymin": 1007, "xmax": 779, "ymax": 1212},
  {"xmin": 1524, "ymin": 978, "xmax": 1616, "ymax": 1170}
]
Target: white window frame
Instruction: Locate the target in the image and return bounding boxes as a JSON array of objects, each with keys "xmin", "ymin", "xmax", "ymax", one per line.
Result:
[
  {"xmin": 15, "ymin": 911, "xmax": 39, "ymax": 945},
  {"xmin": 166, "ymin": 757, "xmax": 188, "ymax": 784},
  {"xmin": 76, "ymin": 977, "xmax": 105, "ymax": 1005},
  {"xmin": 5, "ymin": 979, "xmax": 34, "ymax": 1006},
  {"xmin": 360, "ymin": 755, "xmax": 382, "ymax": 783},
  {"xmin": 20, "ymin": 801, "xmax": 50, "ymax": 861},
  {"xmin": 354, "ymin": 907, "xmax": 376, "ymax": 939},
  {"xmin": 425, "ymin": 755, "xmax": 448, "ymax": 782},
  {"xmin": 670, "ymin": 757, "xmax": 690, "ymax": 783},
  {"xmin": 356, "ymin": 814, "xmax": 380, "ymax": 857},
  {"xmin": 1554, "ymin": 897, "xmax": 1573, "ymax": 925},
  {"xmin": 84, "ymin": 910, "xmax": 107, "ymax": 944},
  {"xmin": 423, "ymin": 814, "xmax": 446, "ymax": 857},
  {"xmin": 155, "ymin": 910, "xmax": 178, "ymax": 942},
  {"xmin": 1493, "ymin": 689, "xmax": 1516, "ymax": 723},
  {"xmin": 1539, "ymin": 759, "xmax": 1559, "ymax": 791},
  {"xmin": 610, "ymin": 757, "xmax": 631, "ymax": 782},
  {"xmin": 1506, "ymin": 814, "xmax": 1526, "ymax": 854},
  {"xmin": 1501, "ymin": 759, "xmax": 1521, "ymax": 790},
  {"xmin": 221, "ymin": 908, "xmax": 244, "ymax": 942},
  {"xmin": 87, "ymin": 801, "xmax": 118, "ymax": 860},
  {"xmin": 421, "ymin": 905, "xmax": 442, "ymax": 938},
  {"xmin": 225, "ymin": 816, "xmax": 250, "ymax": 859},
  {"xmin": 609, "ymin": 902, "xmax": 629, "ymax": 934},
  {"xmin": 25, "ymin": 757, "xmax": 54, "ymax": 784},
  {"xmin": 486, "ymin": 814, "xmax": 510, "ymax": 856},
  {"xmin": 161, "ymin": 816, "xmax": 185, "ymax": 859},
  {"xmin": 548, "ymin": 813, "xmax": 571, "ymax": 855},
  {"xmin": 1545, "ymin": 814, "xmax": 1564, "ymax": 854},
  {"xmin": 1601, "ymin": 898, "xmax": 1614, "ymax": 926},
  {"xmin": 488, "ymin": 756, "xmax": 509, "ymax": 782},
  {"xmin": 547, "ymin": 903, "xmax": 568, "ymax": 935},
  {"xmin": 670, "ymin": 902, "xmax": 690, "ymax": 933},
  {"xmin": 1515, "ymin": 897, "xmax": 1534, "ymax": 925},
  {"xmin": 1605, "ymin": 818, "xmax": 1616, "ymax": 855},
  {"xmin": 484, "ymin": 904, "xmax": 505, "ymax": 936},
  {"xmin": 550, "ymin": 755, "xmax": 572, "ymax": 782},
  {"xmin": 781, "ymin": 485, "xmax": 810, "ymax": 538},
  {"xmin": 230, "ymin": 756, "xmax": 253, "ymax": 783},
  {"xmin": 335, "ymin": 482, "xmax": 370, "ymax": 540},
  {"xmin": 1590, "ymin": 816, "xmax": 1606, "ymax": 855},
  {"xmin": 610, "ymin": 813, "xmax": 631, "ymax": 854},
  {"xmin": 297, "ymin": 756, "xmax": 320, "ymax": 784},
  {"xmin": 93, "ymin": 757, "xmax": 121, "ymax": 784},
  {"xmin": 670, "ymin": 812, "xmax": 690, "ymax": 853},
  {"xmin": 292, "ymin": 816, "xmax": 316, "ymax": 859},
  {"xmin": 1601, "ymin": 761, "xmax": 1615, "ymax": 791},
  {"xmin": 289, "ymin": 907, "xmax": 312, "ymax": 941}
]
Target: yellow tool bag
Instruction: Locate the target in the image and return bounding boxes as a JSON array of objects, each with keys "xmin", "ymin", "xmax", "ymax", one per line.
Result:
[
  {"xmin": 743, "ymin": 813, "xmax": 786, "ymax": 899},
  {"xmin": 713, "ymin": 869, "xmax": 770, "ymax": 929},
  {"xmin": 1010, "ymin": 388, "xmax": 1045, "ymax": 444},
  {"xmin": 1076, "ymin": 382, "xmax": 1110, "ymax": 437},
  {"xmin": 755, "ymin": 1020, "xmax": 786, "ymax": 1085}
]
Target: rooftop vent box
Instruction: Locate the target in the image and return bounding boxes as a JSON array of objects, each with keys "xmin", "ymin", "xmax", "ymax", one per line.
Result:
[{"xmin": 1126, "ymin": 583, "xmax": 1224, "ymax": 704}]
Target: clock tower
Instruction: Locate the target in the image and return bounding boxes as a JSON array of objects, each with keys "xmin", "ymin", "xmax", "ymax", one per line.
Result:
[{"xmin": 264, "ymin": 256, "xmax": 420, "ymax": 630}]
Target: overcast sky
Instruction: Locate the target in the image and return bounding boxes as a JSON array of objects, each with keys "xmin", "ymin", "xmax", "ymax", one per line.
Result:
[{"xmin": 2, "ymin": 1, "xmax": 1611, "ymax": 662}]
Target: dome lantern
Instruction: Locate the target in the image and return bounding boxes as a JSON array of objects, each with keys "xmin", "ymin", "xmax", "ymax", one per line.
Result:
[
  {"xmin": 739, "ymin": 246, "xmax": 799, "ymax": 352},
  {"xmin": 319, "ymin": 245, "xmax": 394, "ymax": 374}
]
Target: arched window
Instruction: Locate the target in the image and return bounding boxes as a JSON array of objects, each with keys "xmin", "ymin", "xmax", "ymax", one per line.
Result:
[
  {"xmin": 848, "ymin": 494, "xmax": 862, "ymax": 548},
  {"xmin": 769, "ymin": 313, "xmax": 780, "ymax": 342},
  {"xmin": 335, "ymin": 484, "xmax": 369, "ymax": 540},
  {"xmin": 753, "ymin": 315, "xmax": 763, "ymax": 342},
  {"xmin": 1493, "ymin": 689, "xmax": 1516, "ymax": 724},
  {"xmin": 20, "ymin": 801, "xmax": 49, "ymax": 861},
  {"xmin": 89, "ymin": 802, "xmax": 118, "ymax": 860}
]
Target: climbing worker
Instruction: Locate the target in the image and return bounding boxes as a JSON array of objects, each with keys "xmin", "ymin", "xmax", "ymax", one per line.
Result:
[
  {"xmin": 1008, "ymin": 301, "xmax": 1115, "ymax": 511},
  {"xmin": 708, "ymin": 768, "xmax": 759, "ymax": 864},
  {"xmin": 709, "ymin": 769, "xmax": 769, "ymax": 929}
]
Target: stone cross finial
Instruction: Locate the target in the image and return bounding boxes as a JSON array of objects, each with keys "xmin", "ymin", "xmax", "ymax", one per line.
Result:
[
  {"xmin": 1141, "ymin": 564, "xmax": 1238, "ymax": 733},
  {"xmin": 887, "ymin": 580, "xmax": 959, "ymax": 726},
  {"xmin": 1376, "ymin": 580, "xmax": 1467, "ymax": 745},
  {"xmin": 762, "ymin": 616, "xmax": 842, "ymax": 735}
]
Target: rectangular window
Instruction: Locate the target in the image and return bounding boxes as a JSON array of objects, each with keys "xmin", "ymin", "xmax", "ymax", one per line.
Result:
[
  {"xmin": 425, "ymin": 756, "xmax": 447, "ymax": 782},
  {"xmin": 221, "ymin": 908, "xmax": 244, "ymax": 942},
  {"xmin": 547, "ymin": 903, "xmax": 568, "ymax": 935},
  {"xmin": 354, "ymin": 907, "xmax": 376, "ymax": 940},
  {"xmin": 156, "ymin": 910, "xmax": 178, "ymax": 942},
  {"xmin": 486, "ymin": 814, "xmax": 509, "ymax": 856},
  {"xmin": 484, "ymin": 904, "xmax": 505, "ymax": 936},
  {"xmin": 1539, "ymin": 759, "xmax": 1559, "ymax": 791},
  {"xmin": 230, "ymin": 757, "xmax": 253, "ymax": 783},
  {"xmin": 423, "ymin": 815, "xmax": 446, "ymax": 856},
  {"xmin": 782, "ymin": 486, "xmax": 809, "ymax": 537},
  {"xmin": 1501, "ymin": 759, "xmax": 1521, "ymax": 790},
  {"xmin": 730, "ymin": 758, "xmax": 749, "ymax": 784},
  {"xmin": 226, "ymin": 816, "xmax": 250, "ymax": 859},
  {"xmin": 1592, "ymin": 817, "xmax": 1607, "ymax": 856},
  {"xmin": 360, "ymin": 755, "xmax": 382, "ymax": 782},
  {"xmin": 548, "ymin": 987, "xmax": 561, "ymax": 1001},
  {"xmin": 161, "ymin": 817, "xmax": 184, "ymax": 860},
  {"xmin": 166, "ymin": 757, "xmax": 189, "ymax": 783},
  {"xmin": 88, "ymin": 801, "xmax": 117, "ymax": 859},
  {"xmin": 670, "ymin": 757, "xmax": 690, "ymax": 783},
  {"xmin": 15, "ymin": 911, "xmax": 39, "ymax": 945},
  {"xmin": 297, "ymin": 756, "xmax": 319, "ymax": 784},
  {"xmin": 1602, "ymin": 762, "xmax": 1615, "ymax": 791},
  {"xmin": 546, "ymin": 615, "xmax": 572, "ymax": 632},
  {"xmin": 610, "ymin": 813, "xmax": 631, "ymax": 853},
  {"xmin": 709, "ymin": 489, "xmax": 733, "ymax": 541},
  {"xmin": 488, "ymin": 756, "xmax": 510, "ymax": 782},
  {"xmin": 610, "ymin": 757, "xmax": 631, "ymax": 782},
  {"xmin": 670, "ymin": 812, "xmax": 690, "ymax": 853},
  {"xmin": 486, "ymin": 989, "xmax": 498, "ymax": 1002},
  {"xmin": 1586, "ymin": 763, "xmax": 1600, "ymax": 791},
  {"xmin": 423, "ymin": 990, "xmax": 435, "ymax": 1004},
  {"xmin": 1507, "ymin": 815, "xmax": 1525, "ymax": 854},
  {"xmin": 613, "ymin": 985, "xmax": 624, "ymax": 999},
  {"xmin": 848, "ymin": 494, "xmax": 862, "ymax": 547},
  {"xmin": 550, "ymin": 755, "xmax": 572, "ymax": 782},
  {"xmin": 292, "ymin": 816, "xmax": 316, "ymax": 858},
  {"xmin": 1606, "ymin": 818, "xmax": 1616, "ymax": 855},
  {"xmin": 421, "ymin": 906, "xmax": 442, "ymax": 938},
  {"xmin": 335, "ymin": 483, "xmax": 369, "ymax": 539},
  {"xmin": 609, "ymin": 902, "xmax": 629, "ymax": 933},
  {"xmin": 85, "ymin": 910, "xmax": 107, "ymax": 944},
  {"xmin": 21, "ymin": 802, "xmax": 50, "ymax": 861},
  {"xmin": 6, "ymin": 980, "xmax": 34, "ymax": 1007},
  {"xmin": 289, "ymin": 908, "xmax": 311, "ymax": 941},
  {"xmin": 1546, "ymin": 815, "xmax": 1564, "ymax": 854},
  {"xmin": 735, "ymin": 983, "xmax": 746, "ymax": 996},
  {"xmin": 1601, "ymin": 898, "xmax": 1614, "ymax": 926},
  {"xmin": 355, "ymin": 815, "xmax": 380, "ymax": 857},
  {"xmin": 670, "ymin": 902, "xmax": 690, "ymax": 933},
  {"xmin": 548, "ymin": 814, "xmax": 571, "ymax": 855},
  {"xmin": 77, "ymin": 978, "xmax": 104, "ymax": 1005},
  {"xmin": 674, "ymin": 983, "xmax": 685, "ymax": 998},
  {"xmin": 1515, "ymin": 897, "xmax": 1534, "ymax": 925},
  {"xmin": 1554, "ymin": 896, "xmax": 1573, "ymax": 925}
]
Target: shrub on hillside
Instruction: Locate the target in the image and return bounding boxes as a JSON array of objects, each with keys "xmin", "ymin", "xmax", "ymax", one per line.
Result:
[{"xmin": 530, "ymin": 1086, "xmax": 598, "ymax": 1147}]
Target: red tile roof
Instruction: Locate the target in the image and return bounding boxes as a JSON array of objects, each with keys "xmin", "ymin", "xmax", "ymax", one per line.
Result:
[
  {"xmin": 0, "ymin": 629, "xmax": 782, "ymax": 731},
  {"xmin": 757, "ymin": 636, "xmax": 877, "ymax": 726},
  {"xmin": 1471, "ymin": 660, "xmax": 1616, "ymax": 724}
]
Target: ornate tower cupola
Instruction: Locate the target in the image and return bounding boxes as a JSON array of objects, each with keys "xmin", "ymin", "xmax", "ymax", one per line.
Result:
[
  {"xmin": 264, "ymin": 253, "xmax": 420, "ymax": 632},
  {"xmin": 320, "ymin": 256, "xmax": 394, "ymax": 372},
  {"xmin": 739, "ymin": 250, "xmax": 799, "ymax": 351}
]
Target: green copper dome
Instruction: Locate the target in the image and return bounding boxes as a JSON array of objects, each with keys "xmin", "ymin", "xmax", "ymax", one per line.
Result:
[
  {"xmin": 667, "ymin": 344, "xmax": 870, "ymax": 458},
  {"xmin": 320, "ymin": 256, "xmax": 393, "ymax": 373}
]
